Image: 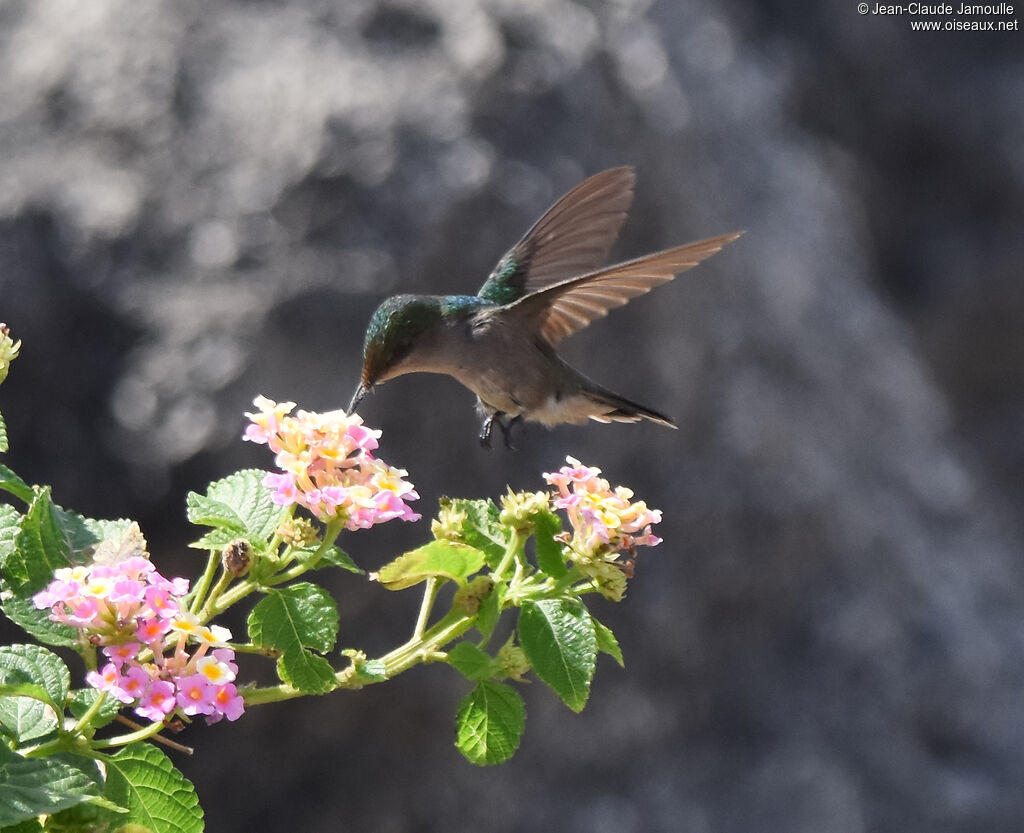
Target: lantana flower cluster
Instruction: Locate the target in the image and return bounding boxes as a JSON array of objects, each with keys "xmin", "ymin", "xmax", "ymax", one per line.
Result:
[
  {"xmin": 544, "ymin": 456, "xmax": 663, "ymax": 600},
  {"xmin": 33, "ymin": 556, "xmax": 244, "ymax": 724},
  {"xmin": 244, "ymin": 395, "xmax": 421, "ymax": 527}
]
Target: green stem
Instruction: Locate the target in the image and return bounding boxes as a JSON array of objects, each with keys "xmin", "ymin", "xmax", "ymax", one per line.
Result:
[
  {"xmin": 187, "ymin": 550, "xmax": 222, "ymax": 616},
  {"xmin": 196, "ymin": 569, "xmax": 234, "ymax": 623},
  {"xmin": 90, "ymin": 720, "xmax": 167, "ymax": 750},
  {"xmin": 549, "ymin": 565, "xmax": 584, "ymax": 595},
  {"xmin": 204, "ymin": 577, "xmax": 257, "ymax": 616},
  {"xmin": 242, "ymin": 608, "xmax": 478, "ymax": 707},
  {"xmin": 307, "ymin": 517, "xmax": 344, "ymax": 570},
  {"xmin": 71, "ymin": 690, "xmax": 110, "ymax": 736},
  {"xmin": 492, "ymin": 529, "xmax": 527, "ymax": 580},
  {"xmin": 413, "ymin": 578, "xmax": 439, "ymax": 641}
]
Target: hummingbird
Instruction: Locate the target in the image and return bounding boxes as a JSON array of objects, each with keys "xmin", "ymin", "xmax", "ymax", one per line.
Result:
[{"xmin": 348, "ymin": 167, "xmax": 741, "ymax": 448}]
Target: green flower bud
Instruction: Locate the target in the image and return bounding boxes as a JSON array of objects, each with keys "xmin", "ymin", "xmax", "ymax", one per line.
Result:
[
  {"xmin": 453, "ymin": 575, "xmax": 494, "ymax": 614},
  {"xmin": 277, "ymin": 517, "xmax": 318, "ymax": 548},
  {"xmin": 432, "ymin": 498, "xmax": 468, "ymax": 541},
  {"xmin": 497, "ymin": 639, "xmax": 530, "ymax": 682},
  {"xmin": 499, "ymin": 489, "xmax": 551, "ymax": 529}
]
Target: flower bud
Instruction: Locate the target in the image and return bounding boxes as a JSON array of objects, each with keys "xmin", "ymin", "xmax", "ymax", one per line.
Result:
[
  {"xmin": 498, "ymin": 489, "xmax": 550, "ymax": 529},
  {"xmin": 277, "ymin": 517, "xmax": 318, "ymax": 548},
  {"xmin": 453, "ymin": 575, "xmax": 494, "ymax": 614},
  {"xmin": 497, "ymin": 639, "xmax": 530, "ymax": 682},
  {"xmin": 432, "ymin": 498, "xmax": 468, "ymax": 541}
]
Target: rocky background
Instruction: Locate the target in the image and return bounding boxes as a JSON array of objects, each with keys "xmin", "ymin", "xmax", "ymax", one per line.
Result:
[{"xmin": 2, "ymin": 1, "xmax": 1023, "ymax": 831}]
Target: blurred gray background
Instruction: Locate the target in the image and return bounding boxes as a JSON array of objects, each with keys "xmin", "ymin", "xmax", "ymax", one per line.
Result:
[{"xmin": 2, "ymin": 0, "xmax": 1023, "ymax": 831}]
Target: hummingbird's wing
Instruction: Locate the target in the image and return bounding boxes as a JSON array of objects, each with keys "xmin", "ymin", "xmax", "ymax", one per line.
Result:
[
  {"xmin": 476, "ymin": 167, "xmax": 636, "ymax": 305},
  {"xmin": 506, "ymin": 232, "xmax": 743, "ymax": 346}
]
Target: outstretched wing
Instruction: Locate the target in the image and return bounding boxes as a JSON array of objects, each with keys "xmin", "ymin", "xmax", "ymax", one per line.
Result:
[
  {"xmin": 506, "ymin": 232, "xmax": 743, "ymax": 345},
  {"xmin": 476, "ymin": 167, "xmax": 636, "ymax": 305}
]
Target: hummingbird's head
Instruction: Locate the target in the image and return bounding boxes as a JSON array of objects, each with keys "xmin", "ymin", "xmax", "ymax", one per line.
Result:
[{"xmin": 348, "ymin": 295, "xmax": 444, "ymax": 415}]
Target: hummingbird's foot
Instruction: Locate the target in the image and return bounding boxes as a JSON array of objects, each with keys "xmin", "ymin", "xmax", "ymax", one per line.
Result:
[{"xmin": 479, "ymin": 413, "xmax": 502, "ymax": 449}]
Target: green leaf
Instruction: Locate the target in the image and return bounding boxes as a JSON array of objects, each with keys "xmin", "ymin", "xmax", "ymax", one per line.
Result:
[
  {"xmin": 0, "ymin": 644, "xmax": 70, "ymax": 743},
  {"xmin": 447, "ymin": 642, "xmax": 493, "ymax": 681},
  {"xmin": 518, "ymin": 599, "xmax": 596, "ymax": 712},
  {"xmin": 450, "ymin": 498, "xmax": 508, "ymax": 568},
  {"xmin": 375, "ymin": 540, "xmax": 485, "ymax": 591},
  {"xmin": 0, "ymin": 593, "xmax": 78, "ymax": 648},
  {"xmin": 5, "ymin": 490, "xmax": 74, "ymax": 591},
  {"xmin": 454, "ymin": 681, "xmax": 525, "ymax": 766},
  {"xmin": 532, "ymin": 510, "xmax": 566, "ymax": 578},
  {"xmin": 0, "ymin": 502, "xmax": 21, "ymax": 570},
  {"xmin": 102, "ymin": 743, "xmax": 203, "ymax": 833},
  {"xmin": 0, "ymin": 817, "xmax": 43, "ymax": 832},
  {"xmin": 0, "ymin": 410, "xmax": 7, "ymax": 454},
  {"xmin": 277, "ymin": 648, "xmax": 336, "ymax": 693},
  {"xmin": 248, "ymin": 583, "xmax": 339, "ymax": 694},
  {"xmin": 0, "ymin": 495, "xmax": 84, "ymax": 646},
  {"xmin": 592, "ymin": 617, "xmax": 624, "ymax": 667},
  {"xmin": 0, "ymin": 464, "xmax": 32, "ymax": 504},
  {"xmin": 0, "ymin": 745, "xmax": 101, "ymax": 827},
  {"xmin": 186, "ymin": 469, "xmax": 283, "ymax": 547}
]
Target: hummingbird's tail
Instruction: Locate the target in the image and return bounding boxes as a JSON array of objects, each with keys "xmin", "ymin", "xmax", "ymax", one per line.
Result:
[{"xmin": 585, "ymin": 388, "xmax": 677, "ymax": 429}]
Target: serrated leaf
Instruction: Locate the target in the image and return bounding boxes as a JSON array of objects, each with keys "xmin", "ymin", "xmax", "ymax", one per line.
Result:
[
  {"xmin": 186, "ymin": 469, "xmax": 283, "ymax": 546},
  {"xmin": 375, "ymin": 540, "xmax": 485, "ymax": 591},
  {"xmin": 0, "ymin": 592, "xmax": 78, "ymax": 648},
  {"xmin": 0, "ymin": 502, "xmax": 21, "ymax": 569},
  {"xmin": 455, "ymin": 681, "xmax": 525, "ymax": 766},
  {"xmin": 518, "ymin": 599, "xmax": 596, "ymax": 712},
  {"xmin": 592, "ymin": 617, "xmax": 624, "ymax": 667},
  {"xmin": 0, "ymin": 644, "xmax": 70, "ymax": 743},
  {"xmin": 447, "ymin": 642, "xmax": 493, "ymax": 681},
  {"xmin": 278, "ymin": 648, "xmax": 336, "ymax": 693},
  {"xmin": 6, "ymin": 490, "xmax": 74, "ymax": 591},
  {"xmin": 248, "ymin": 584, "xmax": 339, "ymax": 694},
  {"xmin": 0, "ymin": 745, "xmax": 101, "ymax": 827},
  {"xmin": 102, "ymin": 743, "xmax": 203, "ymax": 833},
  {"xmin": 249, "ymin": 583, "xmax": 338, "ymax": 654},
  {"xmin": 2, "ymin": 497, "xmax": 94, "ymax": 647},
  {"xmin": 0, "ymin": 464, "xmax": 31, "ymax": 504},
  {"xmin": 532, "ymin": 511, "xmax": 566, "ymax": 578},
  {"xmin": 0, "ymin": 410, "xmax": 7, "ymax": 454}
]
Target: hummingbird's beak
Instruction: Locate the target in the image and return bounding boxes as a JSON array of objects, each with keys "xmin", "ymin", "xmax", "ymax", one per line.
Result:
[{"xmin": 347, "ymin": 382, "xmax": 370, "ymax": 416}]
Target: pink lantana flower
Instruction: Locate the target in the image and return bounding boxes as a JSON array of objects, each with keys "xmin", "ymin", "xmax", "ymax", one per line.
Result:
[
  {"xmin": 33, "ymin": 534, "xmax": 245, "ymax": 726},
  {"xmin": 244, "ymin": 396, "xmax": 420, "ymax": 528},
  {"xmin": 543, "ymin": 456, "xmax": 663, "ymax": 601}
]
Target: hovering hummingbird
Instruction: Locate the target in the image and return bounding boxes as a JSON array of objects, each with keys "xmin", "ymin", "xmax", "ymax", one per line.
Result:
[{"xmin": 348, "ymin": 167, "xmax": 741, "ymax": 447}]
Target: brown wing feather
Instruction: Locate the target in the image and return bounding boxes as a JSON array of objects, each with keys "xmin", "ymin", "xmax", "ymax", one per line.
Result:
[
  {"xmin": 509, "ymin": 232, "xmax": 743, "ymax": 345},
  {"xmin": 477, "ymin": 167, "xmax": 636, "ymax": 302}
]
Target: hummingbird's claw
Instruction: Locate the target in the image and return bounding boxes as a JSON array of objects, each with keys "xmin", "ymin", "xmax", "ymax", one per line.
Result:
[
  {"xmin": 479, "ymin": 413, "xmax": 520, "ymax": 450},
  {"xmin": 479, "ymin": 413, "xmax": 497, "ymax": 449}
]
